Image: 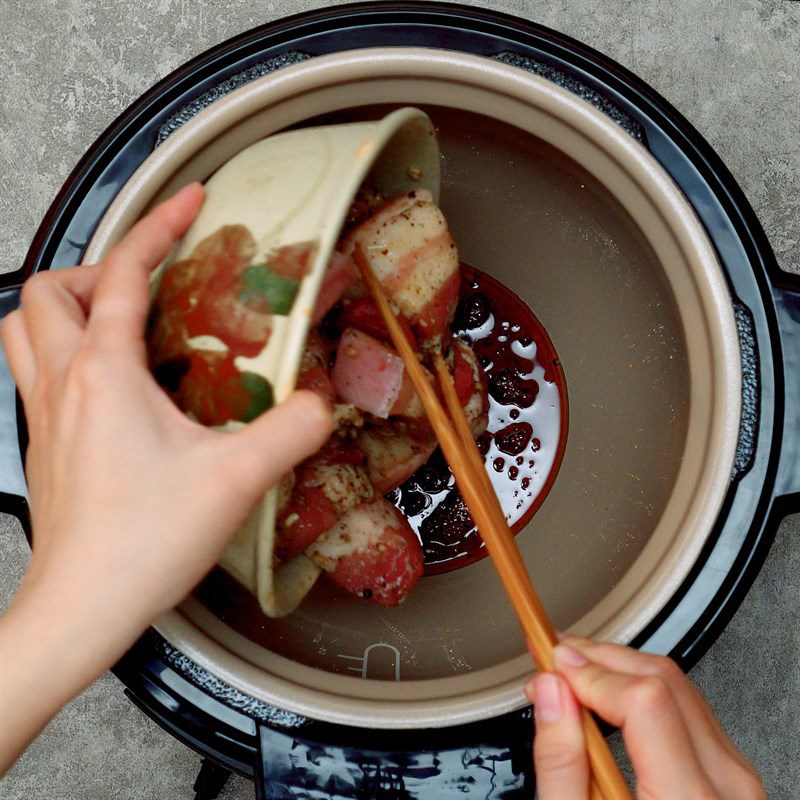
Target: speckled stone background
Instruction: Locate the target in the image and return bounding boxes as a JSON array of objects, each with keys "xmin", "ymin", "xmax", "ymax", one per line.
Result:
[{"xmin": 1, "ymin": 1, "xmax": 798, "ymax": 798}]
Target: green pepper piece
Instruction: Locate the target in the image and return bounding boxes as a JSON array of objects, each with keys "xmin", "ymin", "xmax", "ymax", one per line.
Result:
[
  {"xmin": 240, "ymin": 264, "xmax": 299, "ymax": 315},
  {"xmin": 239, "ymin": 372, "xmax": 274, "ymax": 421}
]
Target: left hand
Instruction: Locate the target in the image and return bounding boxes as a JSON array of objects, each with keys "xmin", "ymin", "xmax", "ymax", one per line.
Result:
[{"xmin": 0, "ymin": 183, "xmax": 333, "ymax": 771}]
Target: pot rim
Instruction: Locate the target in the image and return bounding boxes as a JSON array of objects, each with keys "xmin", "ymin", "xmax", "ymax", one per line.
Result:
[{"xmin": 85, "ymin": 46, "xmax": 741, "ymax": 728}]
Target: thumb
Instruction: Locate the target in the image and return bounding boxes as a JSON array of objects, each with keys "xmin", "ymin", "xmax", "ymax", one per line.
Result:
[{"xmin": 218, "ymin": 390, "xmax": 334, "ymax": 504}]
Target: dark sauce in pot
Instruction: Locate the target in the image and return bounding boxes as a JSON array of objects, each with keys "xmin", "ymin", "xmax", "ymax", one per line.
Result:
[{"xmin": 388, "ymin": 263, "xmax": 568, "ymax": 576}]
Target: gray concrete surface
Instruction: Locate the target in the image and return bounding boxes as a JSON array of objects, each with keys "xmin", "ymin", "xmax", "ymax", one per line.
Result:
[{"xmin": 1, "ymin": 0, "xmax": 797, "ymax": 797}]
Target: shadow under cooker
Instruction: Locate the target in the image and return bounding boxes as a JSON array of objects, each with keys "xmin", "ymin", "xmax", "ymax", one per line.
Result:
[{"xmin": 191, "ymin": 106, "xmax": 689, "ymax": 682}]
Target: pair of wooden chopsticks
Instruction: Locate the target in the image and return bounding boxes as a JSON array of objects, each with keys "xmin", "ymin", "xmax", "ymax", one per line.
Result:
[{"xmin": 353, "ymin": 246, "xmax": 632, "ymax": 800}]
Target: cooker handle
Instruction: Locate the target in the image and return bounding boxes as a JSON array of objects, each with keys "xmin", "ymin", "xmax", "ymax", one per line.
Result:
[
  {"xmin": 254, "ymin": 714, "xmax": 534, "ymax": 800},
  {"xmin": 774, "ymin": 280, "xmax": 800, "ymax": 502},
  {"xmin": 0, "ymin": 283, "xmax": 29, "ymax": 526}
]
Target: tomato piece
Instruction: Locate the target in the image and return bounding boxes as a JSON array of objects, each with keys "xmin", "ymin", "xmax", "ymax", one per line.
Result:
[
  {"xmin": 358, "ymin": 425, "xmax": 437, "ymax": 494},
  {"xmin": 453, "ymin": 340, "xmax": 477, "ymax": 407},
  {"xmin": 332, "ymin": 328, "xmax": 405, "ymax": 418},
  {"xmin": 312, "ymin": 251, "xmax": 356, "ymax": 326},
  {"xmin": 296, "ymin": 364, "xmax": 334, "ymax": 405},
  {"xmin": 275, "ymin": 483, "xmax": 340, "ymax": 563},
  {"xmin": 275, "ymin": 436, "xmax": 372, "ymax": 562},
  {"xmin": 417, "ymin": 269, "xmax": 460, "ymax": 341},
  {"xmin": 342, "ymin": 191, "xmax": 459, "ymax": 344},
  {"xmin": 307, "ymin": 497, "xmax": 424, "ymax": 606},
  {"xmin": 335, "ymin": 297, "xmax": 417, "ymax": 349},
  {"xmin": 296, "ymin": 331, "xmax": 334, "ymax": 405},
  {"xmin": 451, "ymin": 339, "xmax": 489, "ymax": 435},
  {"xmin": 388, "ymin": 362, "xmax": 435, "ymax": 432},
  {"xmin": 316, "ymin": 435, "xmax": 366, "ymax": 467},
  {"xmin": 389, "ymin": 370, "xmax": 417, "ymax": 416}
]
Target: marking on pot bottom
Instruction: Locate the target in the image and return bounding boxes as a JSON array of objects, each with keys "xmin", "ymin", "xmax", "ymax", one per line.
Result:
[{"xmin": 338, "ymin": 643, "xmax": 401, "ymax": 680}]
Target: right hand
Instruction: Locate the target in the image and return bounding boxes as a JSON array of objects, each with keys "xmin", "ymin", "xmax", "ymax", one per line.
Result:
[{"xmin": 526, "ymin": 637, "xmax": 765, "ymax": 800}]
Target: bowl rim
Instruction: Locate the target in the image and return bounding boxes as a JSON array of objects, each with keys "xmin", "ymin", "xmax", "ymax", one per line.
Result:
[{"xmin": 85, "ymin": 46, "xmax": 741, "ymax": 728}]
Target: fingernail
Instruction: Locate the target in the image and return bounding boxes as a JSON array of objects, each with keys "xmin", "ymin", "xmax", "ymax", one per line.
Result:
[
  {"xmin": 534, "ymin": 673, "xmax": 564, "ymax": 723},
  {"xmin": 175, "ymin": 181, "xmax": 203, "ymax": 199},
  {"xmin": 553, "ymin": 643, "xmax": 588, "ymax": 669},
  {"xmin": 524, "ymin": 676, "xmax": 536, "ymax": 698}
]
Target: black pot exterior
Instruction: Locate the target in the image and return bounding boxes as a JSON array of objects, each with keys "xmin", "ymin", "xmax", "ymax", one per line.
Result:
[{"xmin": 2, "ymin": 4, "xmax": 798, "ymax": 797}]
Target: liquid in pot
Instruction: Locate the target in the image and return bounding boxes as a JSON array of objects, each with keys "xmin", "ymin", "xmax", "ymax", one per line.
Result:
[{"xmin": 391, "ymin": 263, "xmax": 567, "ymax": 575}]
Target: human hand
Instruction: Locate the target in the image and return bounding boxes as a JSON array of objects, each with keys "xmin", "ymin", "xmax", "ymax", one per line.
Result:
[
  {"xmin": 526, "ymin": 637, "xmax": 765, "ymax": 800},
  {"xmin": 0, "ymin": 183, "xmax": 333, "ymax": 769}
]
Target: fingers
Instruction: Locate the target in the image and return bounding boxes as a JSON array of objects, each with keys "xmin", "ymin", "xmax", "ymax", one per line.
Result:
[
  {"xmin": 88, "ymin": 182, "xmax": 204, "ymax": 355},
  {"xmin": 561, "ymin": 638, "xmax": 746, "ymax": 766},
  {"xmin": 1, "ymin": 310, "xmax": 36, "ymax": 401},
  {"xmin": 560, "ymin": 638, "xmax": 765, "ymax": 799},
  {"xmin": 526, "ymin": 672, "xmax": 589, "ymax": 800},
  {"xmin": 214, "ymin": 390, "xmax": 334, "ymax": 504},
  {"xmin": 11, "ymin": 183, "xmax": 202, "ymax": 391},
  {"xmin": 553, "ymin": 643, "xmax": 716, "ymax": 799},
  {"xmin": 18, "ymin": 266, "xmax": 103, "ymax": 378}
]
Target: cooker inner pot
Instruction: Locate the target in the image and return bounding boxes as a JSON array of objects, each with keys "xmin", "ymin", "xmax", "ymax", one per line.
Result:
[{"xmin": 188, "ymin": 105, "xmax": 689, "ymax": 682}]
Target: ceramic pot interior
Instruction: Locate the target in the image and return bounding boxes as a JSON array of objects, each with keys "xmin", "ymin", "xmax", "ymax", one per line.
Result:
[
  {"xmin": 192, "ymin": 103, "xmax": 687, "ymax": 681},
  {"xmin": 85, "ymin": 51, "xmax": 739, "ymax": 727}
]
